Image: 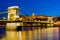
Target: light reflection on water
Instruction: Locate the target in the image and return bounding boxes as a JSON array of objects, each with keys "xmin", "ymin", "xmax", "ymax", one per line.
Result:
[
  {"xmin": 53, "ymin": 27, "xmax": 59, "ymax": 40},
  {"xmin": 22, "ymin": 27, "xmax": 59, "ymax": 40},
  {"xmin": 0, "ymin": 27, "xmax": 60, "ymax": 40}
]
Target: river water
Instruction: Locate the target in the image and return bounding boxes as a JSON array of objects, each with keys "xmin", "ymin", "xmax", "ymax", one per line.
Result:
[
  {"xmin": 0, "ymin": 27, "xmax": 60, "ymax": 40},
  {"xmin": 22, "ymin": 27, "xmax": 59, "ymax": 40}
]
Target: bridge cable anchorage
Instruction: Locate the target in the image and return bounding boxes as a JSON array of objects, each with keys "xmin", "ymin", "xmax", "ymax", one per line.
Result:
[{"xmin": 0, "ymin": 11, "xmax": 8, "ymax": 14}]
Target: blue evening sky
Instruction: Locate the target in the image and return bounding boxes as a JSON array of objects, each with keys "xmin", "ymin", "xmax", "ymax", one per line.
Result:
[{"xmin": 0, "ymin": 0, "xmax": 60, "ymax": 18}]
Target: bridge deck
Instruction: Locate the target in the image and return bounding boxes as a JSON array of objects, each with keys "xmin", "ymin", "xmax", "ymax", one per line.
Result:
[{"xmin": 0, "ymin": 20, "xmax": 55, "ymax": 24}]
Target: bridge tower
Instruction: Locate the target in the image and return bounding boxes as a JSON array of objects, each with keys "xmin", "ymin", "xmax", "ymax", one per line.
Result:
[
  {"xmin": 47, "ymin": 16, "xmax": 54, "ymax": 27},
  {"xmin": 8, "ymin": 6, "xmax": 19, "ymax": 21}
]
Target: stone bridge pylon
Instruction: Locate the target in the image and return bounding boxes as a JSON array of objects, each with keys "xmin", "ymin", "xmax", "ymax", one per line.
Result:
[{"xmin": 6, "ymin": 6, "xmax": 20, "ymax": 31}]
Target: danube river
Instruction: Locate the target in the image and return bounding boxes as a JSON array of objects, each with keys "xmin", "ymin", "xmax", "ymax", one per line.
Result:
[{"xmin": 0, "ymin": 27, "xmax": 60, "ymax": 40}]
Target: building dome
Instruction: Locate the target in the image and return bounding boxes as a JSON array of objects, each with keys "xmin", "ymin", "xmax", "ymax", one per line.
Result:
[{"xmin": 32, "ymin": 12, "xmax": 35, "ymax": 17}]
